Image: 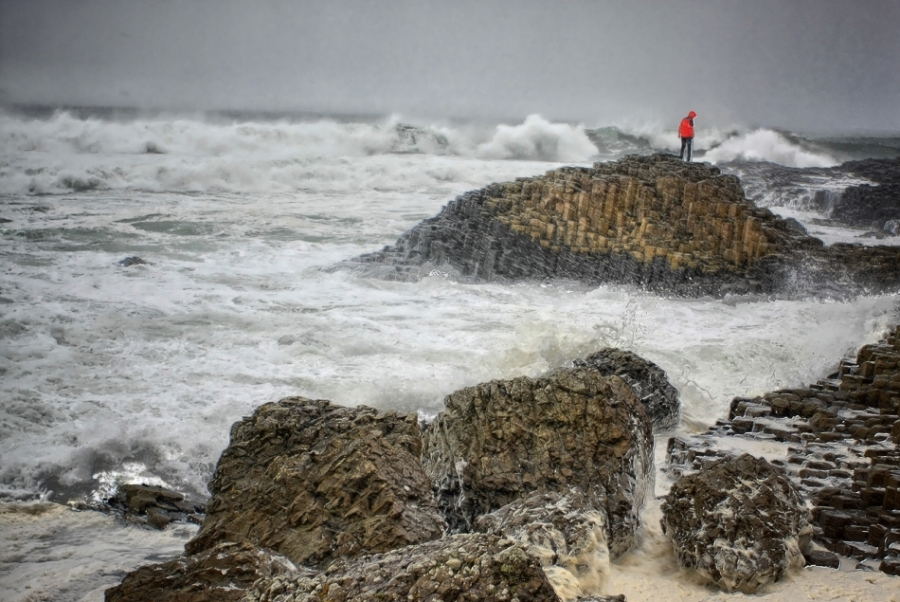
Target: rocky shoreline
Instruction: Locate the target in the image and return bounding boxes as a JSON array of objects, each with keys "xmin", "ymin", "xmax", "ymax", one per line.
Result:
[
  {"xmin": 100, "ymin": 329, "xmax": 900, "ymax": 601},
  {"xmin": 667, "ymin": 324, "xmax": 900, "ymax": 576},
  {"xmin": 106, "ymin": 352, "xmax": 673, "ymax": 602},
  {"xmin": 95, "ymin": 155, "xmax": 900, "ymax": 601}
]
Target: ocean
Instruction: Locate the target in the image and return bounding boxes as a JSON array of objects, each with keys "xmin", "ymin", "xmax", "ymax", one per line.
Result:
[{"xmin": 1, "ymin": 107, "xmax": 900, "ymax": 601}]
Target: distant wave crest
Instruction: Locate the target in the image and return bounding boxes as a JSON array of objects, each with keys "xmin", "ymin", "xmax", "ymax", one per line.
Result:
[{"xmin": 3, "ymin": 108, "xmax": 895, "ymax": 195}]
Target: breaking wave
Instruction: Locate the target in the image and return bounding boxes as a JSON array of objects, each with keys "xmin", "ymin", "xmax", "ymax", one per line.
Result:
[
  {"xmin": 702, "ymin": 129, "xmax": 837, "ymax": 168},
  {"xmin": 2, "ymin": 108, "xmax": 896, "ymax": 195}
]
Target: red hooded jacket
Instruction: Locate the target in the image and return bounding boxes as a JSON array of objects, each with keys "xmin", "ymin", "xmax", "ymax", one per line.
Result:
[{"xmin": 679, "ymin": 111, "xmax": 697, "ymax": 138}]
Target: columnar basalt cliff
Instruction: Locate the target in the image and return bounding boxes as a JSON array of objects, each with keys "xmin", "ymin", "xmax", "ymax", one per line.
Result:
[{"xmin": 355, "ymin": 154, "xmax": 900, "ymax": 296}]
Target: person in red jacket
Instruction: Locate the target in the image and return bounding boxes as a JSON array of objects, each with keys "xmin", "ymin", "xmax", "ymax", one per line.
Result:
[{"xmin": 679, "ymin": 110, "xmax": 697, "ymax": 162}]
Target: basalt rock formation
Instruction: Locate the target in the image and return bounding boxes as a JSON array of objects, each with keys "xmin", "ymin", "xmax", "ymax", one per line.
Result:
[
  {"xmin": 474, "ymin": 491, "xmax": 610, "ymax": 600},
  {"xmin": 354, "ymin": 154, "xmax": 900, "ymax": 296},
  {"xmin": 666, "ymin": 324, "xmax": 900, "ymax": 577},
  {"xmin": 105, "ymin": 542, "xmax": 305, "ymax": 602},
  {"xmin": 242, "ymin": 533, "xmax": 561, "ymax": 602},
  {"xmin": 573, "ymin": 348, "xmax": 680, "ymax": 430},
  {"xmin": 105, "ymin": 360, "xmax": 655, "ymax": 600},
  {"xmin": 70, "ymin": 483, "xmax": 206, "ymax": 531},
  {"xmin": 185, "ymin": 398, "xmax": 445, "ymax": 568},
  {"xmin": 421, "ymin": 366, "xmax": 653, "ymax": 558},
  {"xmin": 661, "ymin": 454, "xmax": 812, "ymax": 593}
]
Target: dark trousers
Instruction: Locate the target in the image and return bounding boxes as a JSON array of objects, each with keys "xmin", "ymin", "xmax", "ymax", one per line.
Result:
[{"xmin": 680, "ymin": 137, "xmax": 693, "ymax": 162}]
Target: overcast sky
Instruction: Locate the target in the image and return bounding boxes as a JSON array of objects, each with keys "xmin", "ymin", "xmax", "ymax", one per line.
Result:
[{"xmin": 2, "ymin": 0, "xmax": 898, "ymax": 133}]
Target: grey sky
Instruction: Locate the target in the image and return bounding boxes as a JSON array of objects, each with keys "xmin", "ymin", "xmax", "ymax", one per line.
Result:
[{"xmin": 1, "ymin": 0, "xmax": 898, "ymax": 133}]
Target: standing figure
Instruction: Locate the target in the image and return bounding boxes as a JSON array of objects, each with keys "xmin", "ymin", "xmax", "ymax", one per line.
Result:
[{"xmin": 679, "ymin": 111, "xmax": 697, "ymax": 162}]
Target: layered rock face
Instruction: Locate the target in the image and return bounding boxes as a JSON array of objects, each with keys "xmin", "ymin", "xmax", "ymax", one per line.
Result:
[
  {"xmin": 355, "ymin": 154, "xmax": 900, "ymax": 296},
  {"xmin": 185, "ymin": 398, "xmax": 445, "ymax": 568},
  {"xmin": 573, "ymin": 348, "xmax": 680, "ymax": 429},
  {"xmin": 421, "ymin": 367, "xmax": 653, "ymax": 558},
  {"xmin": 242, "ymin": 533, "xmax": 561, "ymax": 602},
  {"xmin": 105, "ymin": 542, "xmax": 304, "ymax": 602},
  {"xmin": 661, "ymin": 454, "xmax": 811, "ymax": 594},
  {"xmin": 666, "ymin": 324, "xmax": 900, "ymax": 576}
]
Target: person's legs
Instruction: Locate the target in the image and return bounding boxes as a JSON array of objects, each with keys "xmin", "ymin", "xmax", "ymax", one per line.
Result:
[
  {"xmin": 686, "ymin": 138, "xmax": 693, "ymax": 162},
  {"xmin": 680, "ymin": 137, "xmax": 688, "ymax": 160}
]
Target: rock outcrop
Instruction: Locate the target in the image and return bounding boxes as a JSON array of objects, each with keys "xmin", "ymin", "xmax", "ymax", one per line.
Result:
[
  {"xmin": 109, "ymin": 483, "xmax": 204, "ymax": 529},
  {"xmin": 475, "ymin": 491, "xmax": 610, "ymax": 601},
  {"xmin": 573, "ymin": 348, "xmax": 680, "ymax": 429},
  {"xmin": 70, "ymin": 483, "xmax": 206, "ymax": 530},
  {"xmin": 421, "ymin": 366, "xmax": 653, "ymax": 558},
  {"xmin": 354, "ymin": 154, "xmax": 900, "ymax": 297},
  {"xmin": 830, "ymin": 158, "xmax": 900, "ymax": 230},
  {"xmin": 185, "ymin": 398, "xmax": 445, "ymax": 568},
  {"xmin": 242, "ymin": 533, "xmax": 561, "ymax": 602},
  {"xmin": 105, "ymin": 541, "xmax": 303, "ymax": 602},
  {"xmin": 661, "ymin": 454, "xmax": 811, "ymax": 593},
  {"xmin": 665, "ymin": 324, "xmax": 900, "ymax": 577}
]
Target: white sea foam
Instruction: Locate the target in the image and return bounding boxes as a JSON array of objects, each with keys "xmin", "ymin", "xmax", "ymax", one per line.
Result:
[
  {"xmin": 614, "ymin": 121, "xmax": 842, "ymax": 168},
  {"xmin": 0, "ymin": 502, "xmax": 196, "ymax": 602},
  {"xmin": 1, "ymin": 183, "xmax": 895, "ymax": 503},
  {"xmin": 702, "ymin": 129, "xmax": 838, "ymax": 168},
  {"xmin": 0, "ymin": 110, "xmax": 858, "ymax": 198},
  {"xmin": 1, "ymin": 109, "xmax": 899, "ymax": 599},
  {"xmin": 475, "ymin": 114, "xmax": 598, "ymax": 162}
]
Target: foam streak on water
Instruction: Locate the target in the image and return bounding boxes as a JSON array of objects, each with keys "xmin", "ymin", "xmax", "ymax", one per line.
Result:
[{"xmin": 1, "ymin": 109, "xmax": 899, "ymax": 601}]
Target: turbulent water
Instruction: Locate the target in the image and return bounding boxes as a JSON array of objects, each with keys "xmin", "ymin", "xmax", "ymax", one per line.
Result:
[{"xmin": 1, "ymin": 108, "xmax": 900, "ymax": 601}]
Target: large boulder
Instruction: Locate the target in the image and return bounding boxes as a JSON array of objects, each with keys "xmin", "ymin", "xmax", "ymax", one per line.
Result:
[
  {"xmin": 661, "ymin": 454, "xmax": 812, "ymax": 594},
  {"xmin": 573, "ymin": 348, "xmax": 680, "ymax": 429},
  {"xmin": 185, "ymin": 397, "xmax": 445, "ymax": 568},
  {"xmin": 421, "ymin": 367, "xmax": 653, "ymax": 558},
  {"xmin": 242, "ymin": 533, "xmax": 561, "ymax": 602},
  {"xmin": 353, "ymin": 153, "xmax": 900, "ymax": 297},
  {"xmin": 104, "ymin": 541, "xmax": 303, "ymax": 602},
  {"xmin": 665, "ymin": 323, "xmax": 900, "ymax": 577},
  {"xmin": 475, "ymin": 491, "xmax": 610, "ymax": 601}
]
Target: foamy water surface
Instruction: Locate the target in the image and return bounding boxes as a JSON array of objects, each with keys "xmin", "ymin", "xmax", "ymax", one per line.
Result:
[{"xmin": 1, "ymin": 110, "xmax": 899, "ymax": 601}]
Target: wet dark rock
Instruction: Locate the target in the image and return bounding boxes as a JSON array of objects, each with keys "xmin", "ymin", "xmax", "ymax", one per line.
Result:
[
  {"xmin": 805, "ymin": 549, "xmax": 841, "ymax": 569},
  {"xmin": 118, "ymin": 256, "xmax": 148, "ymax": 267},
  {"xmin": 665, "ymin": 324, "xmax": 900, "ymax": 578},
  {"xmin": 831, "ymin": 158, "xmax": 900, "ymax": 229},
  {"xmin": 185, "ymin": 397, "xmax": 445, "ymax": 568},
  {"xmin": 104, "ymin": 541, "xmax": 303, "ymax": 602},
  {"xmin": 573, "ymin": 348, "xmax": 680, "ymax": 429},
  {"xmin": 243, "ymin": 533, "xmax": 561, "ymax": 602},
  {"xmin": 97, "ymin": 483, "xmax": 205, "ymax": 530},
  {"xmin": 475, "ymin": 490, "xmax": 610, "ymax": 599},
  {"xmin": 725, "ymin": 157, "xmax": 900, "ymax": 234},
  {"xmin": 351, "ymin": 153, "xmax": 900, "ymax": 297},
  {"xmin": 421, "ymin": 366, "xmax": 653, "ymax": 558},
  {"xmin": 661, "ymin": 454, "xmax": 812, "ymax": 593}
]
